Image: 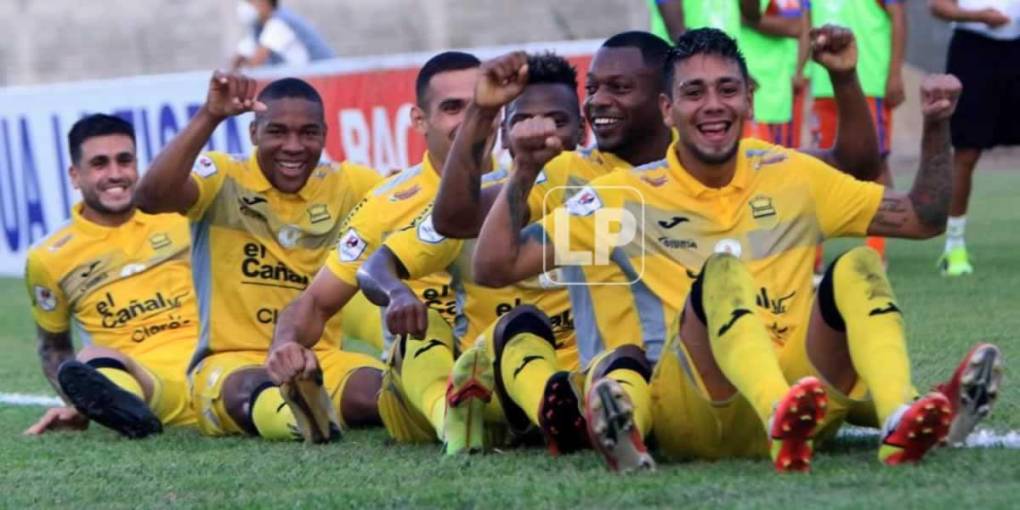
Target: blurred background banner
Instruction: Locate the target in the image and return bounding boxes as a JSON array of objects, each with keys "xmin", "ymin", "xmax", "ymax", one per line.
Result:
[{"xmin": 0, "ymin": 40, "xmax": 597, "ymax": 276}]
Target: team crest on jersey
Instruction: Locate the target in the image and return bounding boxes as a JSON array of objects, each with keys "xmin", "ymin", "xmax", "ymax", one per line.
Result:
[
  {"xmin": 307, "ymin": 204, "xmax": 331, "ymax": 224},
  {"xmin": 278, "ymin": 225, "xmax": 302, "ymax": 248},
  {"xmin": 749, "ymin": 195, "xmax": 776, "ymax": 219},
  {"xmin": 416, "ymin": 215, "xmax": 445, "ymax": 244},
  {"xmin": 149, "ymin": 233, "xmax": 171, "ymax": 251},
  {"xmin": 33, "ymin": 286, "xmax": 57, "ymax": 311},
  {"xmin": 391, "ymin": 184, "xmax": 421, "ymax": 202},
  {"xmin": 193, "ymin": 155, "xmax": 217, "ymax": 178},
  {"xmin": 338, "ymin": 228, "xmax": 367, "ymax": 262},
  {"xmin": 564, "ymin": 187, "xmax": 602, "ymax": 217}
]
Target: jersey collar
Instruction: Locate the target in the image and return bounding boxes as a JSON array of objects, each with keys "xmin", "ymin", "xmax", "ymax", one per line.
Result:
[
  {"xmin": 70, "ymin": 202, "xmax": 141, "ymax": 237},
  {"xmin": 665, "ymin": 139, "xmax": 750, "ymax": 197}
]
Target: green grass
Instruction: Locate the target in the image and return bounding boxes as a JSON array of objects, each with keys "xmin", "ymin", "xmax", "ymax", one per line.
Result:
[{"xmin": 1, "ymin": 172, "xmax": 1018, "ymax": 508}]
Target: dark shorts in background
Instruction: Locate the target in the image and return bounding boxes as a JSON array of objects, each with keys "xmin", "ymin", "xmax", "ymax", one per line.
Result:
[{"xmin": 946, "ymin": 29, "xmax": 1020, "ymax": 149}]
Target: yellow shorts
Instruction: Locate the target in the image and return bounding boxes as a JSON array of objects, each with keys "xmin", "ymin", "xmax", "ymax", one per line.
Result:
[
  {"xmin": 189, "ymin": 348, "xmax": 384, "ymax": 437},
  {"xmin": 341, "ymin": 291, "xmax": 386, "ymax": 356},
  {"xmin": 133, "ymin": 350, "xmax": 196, "ymax": 427}
]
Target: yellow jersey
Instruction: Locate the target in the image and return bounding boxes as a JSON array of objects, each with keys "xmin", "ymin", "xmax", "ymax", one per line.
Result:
[
  {"xmin": 186, "ymin": 151, "xmax": 381, "ymax": 366},
  {"xmin": 324, "ymin": 154, "xmax": 459, "ymax": 333},
  {"xmin": 25, "ymin": 204, "xmax": 197, "ymax": 371},
  {"xmin": 384, "ymin": 169, "xmax": 574, "ymax": 352},
  {"xmin": 539, "ymin": 139, "xmax": 885, "ymax": 363}
]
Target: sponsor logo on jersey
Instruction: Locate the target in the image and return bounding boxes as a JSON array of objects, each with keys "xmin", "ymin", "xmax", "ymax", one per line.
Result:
[
  {"xmin": 48, "ymin": 234, "xmax": 74, "ymax": 252},
  {"xmin": 338, "ymin": 228, "xmax": 367, "ymax": 262},
  {"xmin": 277, "ymin": 225, "xmax": 301, "ymax": 248},
  {"xmin": 307, "ymin": 204, "xmax": 330, "ymax": 224},
  {"xmin": 120, "ymin": 263, "xmax": 147, "ymax": 277},
  {"xmin": 241, "ymin": 243, "xmax": 309, "ymax": 288},
  {"xmin": 657, "ymin": 237, "xmax": 698, "ymax": 250},
  {"xmin": 416, "ymin": 215, "xmax": 444, "ymax": 244},
  {"xmin": 33, "ymin": 285, "xmax": 57, "ymax": 311},
  {"xmin": 95, "ymin": 290, "xmax": 187, "ymax": 330},
  {"xmin": 391, "ymin": 184, "xmax": 421, "ymax": 202}
]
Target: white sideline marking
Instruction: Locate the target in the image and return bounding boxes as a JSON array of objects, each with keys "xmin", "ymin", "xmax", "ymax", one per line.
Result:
[
  {"xmin": 839, "ymin": 425, "xmax": 1020, "ymax": 449},
  {"xmin": 0, "ymin": 393, "xmax": 62, "ymax": 407}
]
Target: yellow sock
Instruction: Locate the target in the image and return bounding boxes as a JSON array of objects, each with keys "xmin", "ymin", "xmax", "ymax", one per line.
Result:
[
  {"xmin": 251, "ymin": 387, "xmax": 298, "ymax": 440},
  {"xmin": 832, "ymin": 247, "xmax": 915, "ymax": 424},
  {"xmin": 702, "ymin": 254, "xmax": 789, "ymax": 427},
  {"xmin": 400, "ymin": 310, "xmax": 456, "ymax": 435},
  {"xmin": 499, "ymin": 332, "xmax": 558, "ymax": 426},
  {"xmin": 605, "ymin": 368, "xmax": 652, "ymax": 438},
  {"xmin": 96, "ymin": 367, "xmax": 145, "ymax": 401}
]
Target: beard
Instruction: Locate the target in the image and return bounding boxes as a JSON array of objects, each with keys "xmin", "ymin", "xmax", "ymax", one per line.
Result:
[
  {"xmin": 81, "ymin": 188, "xmax": 133, "ymax": 216},
  {"xmin": 683, "ymin": 137, "xmax": 740, "ymax": 166}
]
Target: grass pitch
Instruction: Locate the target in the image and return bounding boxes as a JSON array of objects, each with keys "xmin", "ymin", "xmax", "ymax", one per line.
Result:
[{"xmin": 1, "ymin": 171, "xmax": 1018, "ymax": 509}]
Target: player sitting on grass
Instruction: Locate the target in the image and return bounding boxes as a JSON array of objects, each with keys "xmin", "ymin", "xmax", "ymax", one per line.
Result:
[
  {"xmin": 265, "ymin": 52, "xmax": 497, "ymax": 448},
  {"xmin": 354, "ymin": 52, "xmax": 585, "ymax": 455},
  {"xmin": 25, "ymin": 114, "xmax": 197, "ymax": 438},
  {"xmin": 134, "ymin": 72, "xmax": 384, "ymax": 443},
  {"xmin": 472, "ymin": 27, "xmax": 1001, "ymax": 472},
  {"xmin": 437, "ymin": 25, "xmax": 883, "ymax": 467}
]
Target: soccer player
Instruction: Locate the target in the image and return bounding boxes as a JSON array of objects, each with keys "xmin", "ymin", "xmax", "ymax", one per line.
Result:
[
  {"xmin": 472, "ymin": 28, "xmax": 978, "ymax": 472},
  {"xmin": 354, "ymin": 52, "xmax": 585, "ymax": 454},
  {"xmin": 133, "ymin": 72, "xmax": 384, "ymax": 443},
  {"xmin": 24, "ymin": 114, "xmax": 197, "ymax": 438},
  {"xmin": 264, "ymin": 52, "xmax": 492, "ymax": 448},
  {"xmin": 810, "ymin": 0, "xmax": 907, "ymax": 263},
  {"xmin": 432, "ymin": 27, "xmax": 879, "ymax": 464},
  {"xmin": 929, "ymin": 0, "xmax": 1020, "ymax": 275}
]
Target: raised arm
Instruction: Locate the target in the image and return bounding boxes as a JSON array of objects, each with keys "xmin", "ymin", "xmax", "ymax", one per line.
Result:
[
  {"xmin": 929, "ymin": 0, "xmax": 1011, "ymax": 26},
  {"xmin": 357, "ymin": 247, "xmax": 429, "ymax": 339},
  {"xmin": 133, "ymin": 71, "xmax": 263, "ymax": 214},
  {"xmin": 266, "ymin": 269, "xmax": 357, "ymax": 384},
  {"xmin": 802, "ymin": 25, "xmax": 882, "ymax": 181},
  {"xmin": 433, "ymin": 52, "xmax": 529, "ymax": 238},
  {"xmin": 867, "ymin": 74, "xmax": 962, "ymax": 239},
  {"xmin": 474, "ymin": 117, "xmax": 561, "ymax": 287},
  {"xmin": 657, "ymin": 0, "xmax": 686, "ymax": 42}
]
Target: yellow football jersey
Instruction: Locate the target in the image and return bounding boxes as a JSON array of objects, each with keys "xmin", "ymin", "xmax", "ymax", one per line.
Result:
[
  {"xmin": 324, "ymin": 154, "xmax": 459, "ymax": 330},
  {"xmin": 186, "ymin": 151, "xmax": 381, "ymax": 367},
  {"xmin": 384, "ymin": 203, "xmax": 574, "ymax": 354},
  {"xmin": 539, "ymin": 139, "xmax": 885, "ymax": 362},
  {"xmin": 25, "ymin": 204, "xmax": 197, "ymax": 371}
]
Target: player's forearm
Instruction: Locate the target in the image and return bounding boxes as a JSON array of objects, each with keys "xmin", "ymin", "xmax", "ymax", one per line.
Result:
[
  {"xmin": 908, "ymin": 116, "xmax": 952, "ymax": 235},
  {"xmin": 474, "ymin": 175, "xmax": 532, "ymax": 287},
  {"xmin": 821, "ymin": 70, "xmax": 881, "ymax": 180},
  {"xmin": 928, "ymin": 0, "xmax": 986, "ymax": 22},
  {"xmin": 356, "ymin": 248, "xmax": 410, "ymax": 307},
  {"xmin": 273, "ymin": 294, "xmax": 330, "ymax": 349},
  {"xmin": 659, "ymin": 0, "xmax": 686, "ymax": 40},
  {"xmin": 36, "ymin": 333, "xmax": 73, "ymax": 401},
  {"xmin": 433, "ymin": 103, "xmax": 500, "ymax": 238},
  {"xmin": 134, "ymin": 107, "xmax": 222, "ymax": 214}
]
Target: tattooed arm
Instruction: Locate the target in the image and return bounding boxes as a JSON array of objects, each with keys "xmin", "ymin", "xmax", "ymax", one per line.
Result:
[
  {"xmin": 474, "ymin": 118, "xmax": 562, "ymax": 287},
  {"xmin": 867, "ymin": 75, "xmax": 962, "ymax": 239},
  {"xmin": 433, "ymin": 52, "xmax": 529, "ymax": 238},
  {"xmin": 36, "ymin": 327, "xmax": 73, "ymax": 401}
]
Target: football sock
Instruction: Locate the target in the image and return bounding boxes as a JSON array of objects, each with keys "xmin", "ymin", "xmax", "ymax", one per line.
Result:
[
  {"xmin": 500, "ymin": 332, "xmax": 558, "ymax": 426},
  {"xmin": 702, "ymin": 254, "xmax": 790, "ymax": 428},
  {"xmin": 250, "ymin": 384, "xmax": 298, "ymax": 440},
  {"xmin": 945, "ymin": 216, "xmax": 966, "ymax": 252},
  {"xmin": 94, "ymin": 365, "xmax": 145, "ymax": 401},
  {"xmin": 400, "ymin": 312, "xmax": 456, "ymax": 436},
  {"xmin": 832, "ymin": 246, "xmax": 916, "ymax": 424},
  {"xmin": 865, "ymin": 236, "xmax": 886, "ymax": 261},
  {"xmin": 605, "ymin": 367, "xmax": 652, "ymax": 438}
]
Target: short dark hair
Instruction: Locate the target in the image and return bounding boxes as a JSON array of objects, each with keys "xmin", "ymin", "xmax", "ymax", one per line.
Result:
[
  {"xmin": 526, "ymin": 52, "xmax": 578, "ymax": 90},
  {"xmin": 257, "ymin": 77, "xmax": 323, "ymax": 105},
  {"xmin": 68, "ymin": 114, "xmax": 135, "ymax": 164},
  {"xmin": 601, "ymin": 31, "xmax": 672, "ymax": 70},
  {"xmin": 664, "ymin": 28, "xmax": 750, "ymax": 97},
  {"xmin": 267, "ymin": 0, "xmax": 279, "ymax": 9},
  {"xmin": 415, "ymin": 51, "xmax": 481, "ymax": 107}
]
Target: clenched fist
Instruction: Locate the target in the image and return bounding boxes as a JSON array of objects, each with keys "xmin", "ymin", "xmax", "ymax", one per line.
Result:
[
  {"xmin": 474, "ymin": 52, "xmax": 530, "ymax": 109},
  {"xmin": 920, "ymin": 74, "xmax": 962, "ymax": 123},
  {"xmin": 204, "ymin": 70, "xmax": 267, "ymax": 119}
]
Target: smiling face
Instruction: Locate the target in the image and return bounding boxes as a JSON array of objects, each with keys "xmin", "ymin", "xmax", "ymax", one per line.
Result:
[
  {"xmin": 502, "ymin": 82, "xmax": 584, "ymax": 153},
  {"xmin": 70, "ymin": 134, "xmax": 138, "ymax": 217},
  {"xmin": 412, "ymin": 67, "xmax": 480, "ymax": 169},
  {"xmin": 250, "ymin": 96, "xmax": 326, "ymax": 193},
  {"xmin": 583, "ymin": 46, "xmax": 664, "ymax": 156},
  {"xmin": 662, "ymin": 53, "xmax": 751, "ymax": 166}
]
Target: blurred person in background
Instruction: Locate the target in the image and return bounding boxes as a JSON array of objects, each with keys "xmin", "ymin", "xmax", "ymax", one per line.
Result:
[
  {"xmin": 929, "ymin": 0, "xmax": 1020, "ymax": 276},
  {"xmin": 231, "ymin": 0, "xmax": 335, "ymax": 70}
]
